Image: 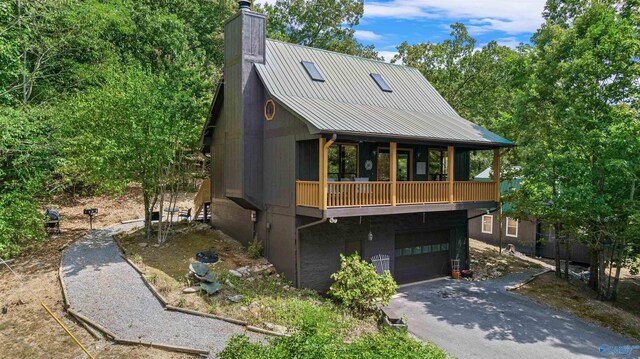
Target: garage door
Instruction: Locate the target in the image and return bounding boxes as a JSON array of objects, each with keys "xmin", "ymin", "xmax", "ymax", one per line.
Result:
[{"xmin": 394, "ymin": 230, "xmax": 451, "ymax": 284}]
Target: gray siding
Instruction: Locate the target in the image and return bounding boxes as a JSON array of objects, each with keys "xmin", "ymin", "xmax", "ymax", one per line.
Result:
[{"xmin": 299, "ymin": 211, "xmax": 468, "ymax": 291}]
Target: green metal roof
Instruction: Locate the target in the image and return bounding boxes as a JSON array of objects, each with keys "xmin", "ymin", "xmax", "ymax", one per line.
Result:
[{"xmin": 255, "ymin": 40, "xmax": 513, "ymax": 148}]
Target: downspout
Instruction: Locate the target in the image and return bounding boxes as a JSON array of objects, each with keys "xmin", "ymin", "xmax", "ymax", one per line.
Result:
[{"xmin": 294, "ymin": 134, "xmax": 336, "ymax": 287}]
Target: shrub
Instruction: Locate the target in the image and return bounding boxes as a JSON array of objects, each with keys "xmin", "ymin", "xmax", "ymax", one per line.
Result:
[
  {"xmin": 328, "ymin": 253, "xmax": 397, "ymax": 313},
  {"xmin": 219, "ymin": 326, "xmax": 451, "ymax": 359},
  {"xmin": 0, "ymin": 191, "xmax": 46, "ymax": 259},
  {"xmin": 247, "ymin": 237, "xmax": 263, "ymax": 258}
]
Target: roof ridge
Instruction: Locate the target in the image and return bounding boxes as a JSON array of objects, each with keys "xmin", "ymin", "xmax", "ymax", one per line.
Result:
[{"xmin": 265, "ymin": 38, "xmax": 413, "ymax": 70}]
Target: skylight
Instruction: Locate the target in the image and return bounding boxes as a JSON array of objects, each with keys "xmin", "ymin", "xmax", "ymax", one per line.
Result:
[
  {"xmin": 370, "ymin": 73, "xmax": 392, "ymax": 92},
  {"xmin": 301, "ymin": 61, "xmax": 325, "ymax": 82}
]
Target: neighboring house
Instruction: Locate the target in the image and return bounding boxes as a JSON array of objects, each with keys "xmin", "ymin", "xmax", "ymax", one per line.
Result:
[
  {"xmin": 197, "ymin": 2, "xmax": 513, "ymax": 291},
  {"xmin": 468, "ymin": 168, "xmax": 590, "ymax": 264}
]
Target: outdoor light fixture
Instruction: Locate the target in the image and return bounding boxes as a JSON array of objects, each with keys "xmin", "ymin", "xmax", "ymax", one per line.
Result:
[
  {"xmin": 367, "ymin": 230, "xmax": 374, "ymax": 241},
  {"xmin": 329, "ymin": 217, "xmax": 338, "ymax": 224}
]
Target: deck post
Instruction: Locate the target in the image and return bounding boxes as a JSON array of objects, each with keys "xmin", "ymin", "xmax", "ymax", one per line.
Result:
[
  {"xmin": 321, "ymin": 136, "xmax": 336, "ymax": 210},
  {"xmin": 319, "ymin": 138, "xmax": 326, "ymax": 210},
  {"xmin": 493, "ymin": 149, "xmax": 500, "ymax": 202},
  {"xmin": 390, "ymin": 142, "xmax": 397, "ymax": 206},
  {"xmin": 448, "ymin": 146, "xmax": 454, "ymax": 203}
]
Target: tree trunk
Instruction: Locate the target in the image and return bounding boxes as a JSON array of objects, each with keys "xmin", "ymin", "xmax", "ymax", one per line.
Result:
[
  {"xmin": 143, "ymin": 190, "xmax": 151, "ymax": 239},
  {"xmin": 598, "ymin": 242, "xmax": 607, "ymax": 299},
  {"xmin": 588, "ymin": 246, "xmax": 599, "ymax": 290},
  {"xmin": 554, "ymin": 224, "xmax": 561, "ymax": 278},
  {"xmin": 157, "ymin": 183, "xmax": 164, "ymax": 244},
  {"xmin": 611, "ymin": 239, "xmax": 625, "ymax": 302},
  {"xmin": 564, "ymin": 238, "xmax": 570, "ymax": 281}
]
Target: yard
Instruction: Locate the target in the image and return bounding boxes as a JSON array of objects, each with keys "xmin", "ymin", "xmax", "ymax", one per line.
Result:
[
  {"xmin": 116, "ymin": 223, "xmax": 378, "ymax": 341},
  {"xmin": 517, "ymin": 270, "xmax": 640, "ymax": 341}
]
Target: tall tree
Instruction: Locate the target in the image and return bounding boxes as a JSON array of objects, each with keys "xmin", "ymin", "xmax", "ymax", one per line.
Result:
[
  {"xmin": 259, "ymin": 0, "xmax": 379, "ymax": 59},
  {"xmin": 511, "ymin": 0, "xmax": 640, "ymax": 298}
]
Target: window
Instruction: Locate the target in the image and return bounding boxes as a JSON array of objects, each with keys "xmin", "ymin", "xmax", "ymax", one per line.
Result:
[
  {"xmin": 428, "ymin": 148, "xmax": 448, "ymax": 181},
  {"xmin": 301, "ymin": 61, "xmax": 325, "ymax": 82},
  {"xmin": 506, "ymin": 217, "xmax": 518, "ymax": 237},
  {"xmin": 377, "ymin": 148, "xmax": 412, "ymax": 181},
  {"xmin": 328, "ymin": 144, "xmax": 358, "ymax": 180},
  {"xmin": 481, "ymin": 215, "xmax": 493, "ymax": 234},
  {"xmin": 370, "ymin": 73, "xmax": 392, "ymax": 92}
]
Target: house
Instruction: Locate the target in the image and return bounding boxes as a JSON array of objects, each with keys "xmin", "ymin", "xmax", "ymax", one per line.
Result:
[
  {"xmin": 197, "ymin": 2, "xmax": 514, "ymax": 291},
  {"xmin": 468, "ymin": 168, "xmax": 590, "ymax": 264}
]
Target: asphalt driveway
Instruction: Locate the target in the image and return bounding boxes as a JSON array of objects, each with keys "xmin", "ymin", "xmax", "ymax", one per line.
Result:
[{"xmin": 387, "ymin": 270, "xmax": 639, "ymax": 359}]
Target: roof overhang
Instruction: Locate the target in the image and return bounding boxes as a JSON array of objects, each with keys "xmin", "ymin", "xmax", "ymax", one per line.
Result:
[{"xmin": 200, "ymin": 82, "xmax": 224, "ymax": 154}]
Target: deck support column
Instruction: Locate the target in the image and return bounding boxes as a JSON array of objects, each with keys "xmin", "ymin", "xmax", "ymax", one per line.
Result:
[
  {"xmin": 390, "ymin": 142, "xmax": 397, "ymax": 206},
  {"xmin": 448, "ymin": 146, "xmax": 454, "ymax": 203},
  {"xmin": 319, "ymin": 138, "xmax": 326, "ymax": 210},
  {"xmin": 493, "ymin": 149, "xmax": 500, "ymax": 202},
  {"xmin": 320, "ymin": 136, "xmax": 336, "ymax": 210}
]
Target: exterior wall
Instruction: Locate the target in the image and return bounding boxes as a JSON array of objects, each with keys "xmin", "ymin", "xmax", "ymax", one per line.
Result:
[
  {"xmin": 221, "ymin": 10, "xmax": 266, "ymax": 209},
  {"xmin": 468, "ymin": 210, "xmax": 590, "ymax": 263},
  {"xmin": 299, "ymin": 211, "xmax": 468, "ymax": 291},
  {"xmin": 468, "ymin": 209, "xmax": 537, "ymax": 256}
]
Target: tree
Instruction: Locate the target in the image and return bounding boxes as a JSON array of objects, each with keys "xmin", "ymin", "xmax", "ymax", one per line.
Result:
[
  {"xmin": 511, "ymin": 0, "xmax": 640, "ymax": 298},
  {"xmin": 259, "ymin": 0, "xmax": 379, "ymax": 59}
]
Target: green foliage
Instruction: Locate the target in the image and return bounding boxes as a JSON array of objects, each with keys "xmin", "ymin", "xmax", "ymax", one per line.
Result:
[
  {"xmin": 0, "ymin": 191, "xmax": 45, "ymax": 258},
  {"xmin": 219, "ymin": 326, "xmax": 451, "ymax": 359},
  {"xmin": 328, "ymin": 253, "xmax": 397, "ymax": 313},
  {"xmin": 509, "ymin": 0, "xmax": 640, "ymax": 297},
  {"xmin": 259, "ymin": 0, "xmax": 380, "ymax": 59},
  {"xmin": 247, "ymin": 237, "xmax": 263, "ymax": 259}
]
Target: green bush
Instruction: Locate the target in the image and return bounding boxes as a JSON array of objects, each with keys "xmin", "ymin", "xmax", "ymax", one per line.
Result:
[
  {"xmin": 247, "ymin": 237, "xmax": 263, "ymax": 258},
  {"xmin": 328, "ymin": 253, "xmax": 398, "ymax": 313},
  {"xmin": 0, "ymin": 191, "xmax": 46, "ymax": 258},
  {"xmin": 219, "ymin": 326, "xmax": 451, "ymax": 359}
]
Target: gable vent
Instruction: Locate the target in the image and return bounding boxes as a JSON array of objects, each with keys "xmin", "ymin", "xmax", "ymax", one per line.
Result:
[
  {"xmin": 370, "ymin": 73, "xmax": 392, "ymax": 92},
  {"xmin": 301, "ymin": 61, "xmax": 325, "ymax": 82}
]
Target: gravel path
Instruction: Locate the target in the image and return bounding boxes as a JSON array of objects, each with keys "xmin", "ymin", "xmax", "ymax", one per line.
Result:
[{"xmin": 61, "ymin": 221, "xmax": 262, "ymax": 355}]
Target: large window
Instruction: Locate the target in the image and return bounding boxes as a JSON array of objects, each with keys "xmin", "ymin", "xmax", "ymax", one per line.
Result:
[
  {"xmin": 428, "ymin": 148, "xmax": 448, "ymax": 181},
  {"xmin": 377, "ymin": 148, "xmax": 412, "ymax": 181},
  {"xmin": 481, "ymin": 215, "xmax": 493, "ymax": 234},
  {"xmin": 328, "ymin": 144, "xmax": 358, "ymax": 181},
  {"xmin": 506, "ymin": 217, "xmax": 518, "ymax": 237}
]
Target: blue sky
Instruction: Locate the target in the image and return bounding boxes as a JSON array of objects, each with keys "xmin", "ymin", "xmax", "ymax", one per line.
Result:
[
  {"xmin": 356, "ymin": 0, "xmax": 547, "ymax": 60},
  {"xmin": 259, "ymin": 0, "xmax": 548, "ymax": 61}
]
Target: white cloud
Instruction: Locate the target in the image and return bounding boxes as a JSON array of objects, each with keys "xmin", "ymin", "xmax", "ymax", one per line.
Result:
[
  {"xmin": 354, "ymin": 30, "xmax": 384, "ymax": 41},
  {"xmin": 477, "ymin": 37, "xmax": 521, "ymax": 50},
  {"xmin": 364, "ymin": 0, "xmax": 546, "ymax": 34},
  {"xmin": 377, "ymin": 50, "xmax": 400, "ymax": 63}
]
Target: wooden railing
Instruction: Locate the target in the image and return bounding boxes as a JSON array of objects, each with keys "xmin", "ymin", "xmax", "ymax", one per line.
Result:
[
  {"xmin": 296, "ymin": 180, "xmax": 496, "ymax": 209},
  {"xmin": 296, "ymin": 181, "xmax": 320, "ymax": 207},
  {"xmin": 327, "ymin": 182, "xmax": 392, "ymax": 207},
  {"xmin": 453, "ymin": 181, "xmax": 496, "ymax": 202},
  {"xmin": 397, "ymin": 181, "xmax": 449, "ymax": 204},
  {"xmin": 194, "ymin": 178, "xmax": 211, "ymax": 219}
]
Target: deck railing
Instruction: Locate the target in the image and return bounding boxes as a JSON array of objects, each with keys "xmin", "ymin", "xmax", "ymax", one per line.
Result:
[
  {"xmin": 296, "ymin": 180, "xmax": 496, "ymax": 209},
  {"xmin": 296, "ymin": 180, "xmax": 320, "ymax": 207},
  {"xmin": 194, "ymin": 178, "xmax": 211, "ymax": 218},
  {"xmin": 453, "ymin": 181, "xmax": 496, "ymax": 202}
]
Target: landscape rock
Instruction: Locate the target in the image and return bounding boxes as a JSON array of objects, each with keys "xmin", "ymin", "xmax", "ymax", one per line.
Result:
[
  {"xmin": 228, "ymin": 269, "xmax": 242, "ymax": 278},
  {"xmin": 138, "ymin": 242, "xmax": 148, "ymax": 248},
  {"xmin": 152, "ymin": 244, "xmax": 160, "ymax": 248},
  {"xmin": 190, "ymin": 262, "xmax": 209, "ymax": 277},
  {"xmin": 264, "ymin": 322, "xmax": 288, "ymax": 335},
  {"xmin": 182, "ymin": 287, "xmax": 198, "ymax": 294},
  {"xmin": 228, "ymin": 294, "xmax": 244, "ymax": 303}
]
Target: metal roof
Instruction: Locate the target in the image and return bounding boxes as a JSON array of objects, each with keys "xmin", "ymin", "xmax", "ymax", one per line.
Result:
[{"xmin": 255, "ymin": 40, "xmax": 513, "ymax": 147}]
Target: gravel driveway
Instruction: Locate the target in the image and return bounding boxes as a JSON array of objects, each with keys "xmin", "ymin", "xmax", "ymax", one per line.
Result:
[
  {"xmin": 387, "ymin": 271, "xmax": 639, "ymax": 359},
  {"xmin": 61, "ymin": 222, "xmax": 261, "ymax": 355}
]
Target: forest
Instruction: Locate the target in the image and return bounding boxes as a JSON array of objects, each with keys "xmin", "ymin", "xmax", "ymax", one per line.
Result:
[{"xmin": 1, "ymin": 0, "xmax": 638, "ymax": 302}]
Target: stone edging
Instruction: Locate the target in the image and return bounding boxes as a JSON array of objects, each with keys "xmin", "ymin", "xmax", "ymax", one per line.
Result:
[
  {"xmin": 57, "ymin": 228, "xmax": 288, "ymax": 356},
  {"xmin": 113, "ymin": 233, "xmax": 290, "ymax": 338},
  {"xmin": 505, "ymin": 268, "xmax": 553, "ymax": 291}
]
